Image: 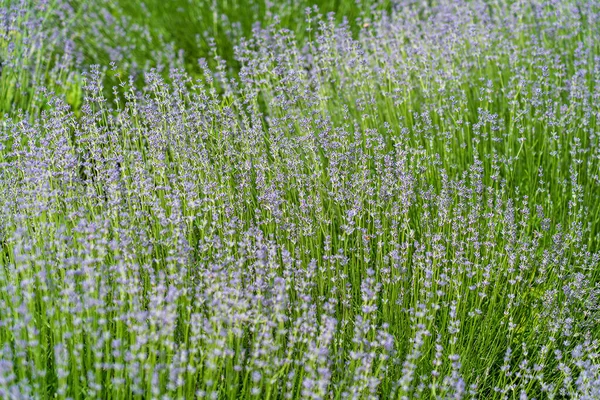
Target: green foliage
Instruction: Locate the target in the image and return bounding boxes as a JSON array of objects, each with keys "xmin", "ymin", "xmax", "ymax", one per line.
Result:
[{"xmin": 0, "ymin": 0, "xmax": 599, "ymax": 399}]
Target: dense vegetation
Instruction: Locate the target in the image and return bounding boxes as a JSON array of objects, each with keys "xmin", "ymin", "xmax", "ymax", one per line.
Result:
[{"xmin": 0, "ymin": 0, "xmax": 599, "ymax": 398}]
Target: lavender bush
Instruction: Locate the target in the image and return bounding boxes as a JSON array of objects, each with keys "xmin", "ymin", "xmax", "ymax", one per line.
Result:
[{"xmin": 1, "ymin": 0, "xmax": 599, "ymax": 398}]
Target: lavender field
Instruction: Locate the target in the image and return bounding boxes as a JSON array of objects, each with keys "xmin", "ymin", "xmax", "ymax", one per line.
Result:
[{"xmin": 1, "ymin": 0, "xmax": 599, "ymax": 398}]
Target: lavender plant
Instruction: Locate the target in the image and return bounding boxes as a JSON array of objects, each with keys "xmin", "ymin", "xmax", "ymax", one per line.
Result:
[
  {"xmin": 0, "ymin": 0, "xmax": 83, "ymax": 115},
  {"xmin": 0, "ymin": 0, "xmax": 599, "ymax": 398}
]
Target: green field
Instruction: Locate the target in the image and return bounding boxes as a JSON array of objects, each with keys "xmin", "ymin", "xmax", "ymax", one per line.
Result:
[{"xmin": 0, "ymin": 0, "xmax": 599, "ymax": 398}]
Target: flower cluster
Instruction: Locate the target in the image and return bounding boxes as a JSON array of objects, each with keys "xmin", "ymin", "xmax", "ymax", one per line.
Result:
[{"xmin": 1, "ymin": 0, "xmax": 599, "ymax": 398}]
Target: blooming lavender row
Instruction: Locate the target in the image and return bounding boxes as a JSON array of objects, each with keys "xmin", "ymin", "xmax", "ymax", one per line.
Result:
[
  {"xmin": 1, "ymin": 0, "xmax": 600, "ymax": 399},
  {"xmin": 0, "ymin": 0, "xmax": 189, "ymax": 117}
]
